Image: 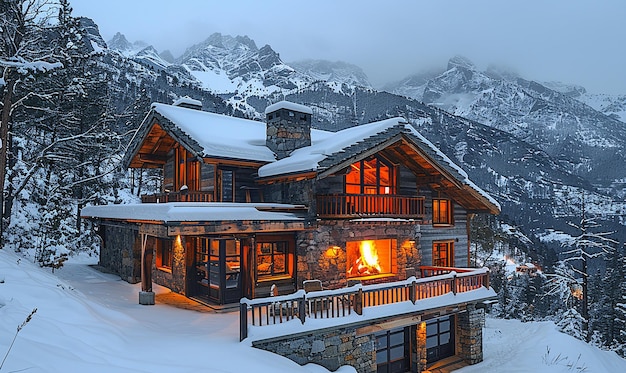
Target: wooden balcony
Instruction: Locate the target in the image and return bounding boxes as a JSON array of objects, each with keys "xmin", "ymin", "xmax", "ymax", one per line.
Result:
[
  {"xmin": 141, "ymin": 191, "xmax": 214, "ymax": 203},
  {"xmin": 316, "ymin": 194, "xmax": 425, "ymax": 219},
  {"xmin": 239, "ymin": 266, "xmax": 493, "ymax": 341}
]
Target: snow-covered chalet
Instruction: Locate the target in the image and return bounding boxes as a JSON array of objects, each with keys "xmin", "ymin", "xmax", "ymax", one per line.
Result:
[{"xmin": 82, "ymin": 98, "xmax": 500, "ymax": 373}]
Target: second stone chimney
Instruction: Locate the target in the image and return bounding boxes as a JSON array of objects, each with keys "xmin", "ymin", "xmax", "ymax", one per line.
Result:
[{"xmin": 265, "ymin": 101, "xmax": 312, "ymax": 160}]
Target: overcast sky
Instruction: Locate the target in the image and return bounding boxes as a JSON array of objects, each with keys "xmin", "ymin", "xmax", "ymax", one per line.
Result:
[{"xmin": 70, "ymin": 0, "xmax": 626, "ymax": 94}]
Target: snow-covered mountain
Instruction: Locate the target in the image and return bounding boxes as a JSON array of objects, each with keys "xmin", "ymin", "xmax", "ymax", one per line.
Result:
[
  {"xmin": 385, "ymin": 55, "xmax": 626, "ymax": 185},
  {"xmin": 83, "ymin": 24, "xmax": 626, "ymax": 256},
  {"xmin": 290, "ymin": 59, "xmax": 372, "ymax": 88}
]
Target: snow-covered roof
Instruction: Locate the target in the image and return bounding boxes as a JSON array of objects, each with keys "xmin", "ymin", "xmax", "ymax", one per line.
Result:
[
  {"xmin": 152, "ymin": 103, "xmax": 276, "ymax": 162},
  {"xmin": 258, "ymin": 117, "xmax": 405, "ymax": 177},
  {"xmin": 133, "ymin": 102, "xmax": 499, "ymax": 213},
  {"xmin": 80, "ymin": 202, "xmax": 306, "ymax": 223},
  {"xmin": 264, "ymin": 100, "xmax": 313, "ymax": 115}
]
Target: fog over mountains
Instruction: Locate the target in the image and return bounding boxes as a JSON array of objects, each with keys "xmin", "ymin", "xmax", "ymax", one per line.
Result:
[{"xmin": 79, "ymin": 18, "xmax": 626, "ymax": 264}]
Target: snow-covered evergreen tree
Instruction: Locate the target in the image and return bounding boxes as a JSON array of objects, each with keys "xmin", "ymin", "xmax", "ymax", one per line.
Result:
[{"xmin": 0, "ymin": 0, "xmax": 64, "ymax": 244}]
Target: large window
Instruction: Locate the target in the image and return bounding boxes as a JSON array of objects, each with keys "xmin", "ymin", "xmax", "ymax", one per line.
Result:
[
  {"xmin": 433, "ymin": 241, "xmax": 454, "ymax": 267},
  {"xmin": 156, "ymin": 238, "xmax": 173, "ymax": 270},
  {"xmin": 433, "ymin": 199, "xmax": 453, "ymax": 226},
  {"xmin": 256, "ymin": 241, "xmax": 289, "ymax": 278},
  {"xmin": 345, "ymin": 156, "xmax": 395, "ymax": 195}
]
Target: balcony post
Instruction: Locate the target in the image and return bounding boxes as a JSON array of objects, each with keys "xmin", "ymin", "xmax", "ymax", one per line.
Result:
[
  {"xmin": 452, "ymin": 273, "xmax": 457, "ymax": 295},
  {"xmin": 354, "ymin": 289, "xmax": 363, "ymax": 315},
  {"xmin": 239, "ymin": 301, "xmax": 248, "ymax": 341}
]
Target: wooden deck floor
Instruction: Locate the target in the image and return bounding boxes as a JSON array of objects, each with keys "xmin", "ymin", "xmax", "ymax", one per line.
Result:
[
  {"xmin": 155, "ymin": 291, "xmax": 239, "ymax": 313},
  {"xmin": 425, "ymin": 356, "xmax": 468, "ymax": 373}
]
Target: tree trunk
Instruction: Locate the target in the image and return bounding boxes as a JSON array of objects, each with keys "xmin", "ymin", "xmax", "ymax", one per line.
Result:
[{"xmin": 0, "ymin": 78, "xmax": 16, "ymax": 245}]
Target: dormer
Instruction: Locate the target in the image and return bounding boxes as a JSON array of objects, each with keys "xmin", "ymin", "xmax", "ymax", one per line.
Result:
[{"xmin": 265, "ymin": 101, "xmax": 312, "ymax": 160}]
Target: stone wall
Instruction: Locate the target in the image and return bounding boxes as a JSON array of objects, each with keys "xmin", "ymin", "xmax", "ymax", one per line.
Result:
[
  {"xmin": 296, "ymin": 220, "xmax": 421, "ymax": 290},
  {"xmin": 152, "ymin": 237, "xmax": 187, "ymax": 294},
  {"xmin": 100, "ymin": 223, "xmax": 141, "ymax": 283},
  {"xmin": 457, "ymin": 304, "xmax": 485, "ymax": 365},
  {"xmin": 253, "ymin": 325, "xmax": 377, "ymax": 373}
]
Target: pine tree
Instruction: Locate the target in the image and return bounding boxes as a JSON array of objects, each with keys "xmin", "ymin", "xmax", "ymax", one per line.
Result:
[{"xmin": 556, "ymin": 193, "xmax": 617, "ymax": 342}]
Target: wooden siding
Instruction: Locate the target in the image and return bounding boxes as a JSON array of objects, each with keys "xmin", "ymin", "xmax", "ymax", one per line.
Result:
[{"xmin": 420, "ymin": 190, "xmax": 469, "ymax": 267}]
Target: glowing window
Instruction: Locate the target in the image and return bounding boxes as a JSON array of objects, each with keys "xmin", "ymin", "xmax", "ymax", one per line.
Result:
[
  {"xmin": 345, "ymin": 156, "xmax": 395, "ymax": 195},
  {"xmin": 156, "ymin": 238, "xmax": 173, "ymax": 269},
  {"xmin": 433, "ymin": 241, "xmax": 454, "ymax": 267},
  {"xmin": 433, "ymin": 199, "xmax": 453, "ymax": 225}
]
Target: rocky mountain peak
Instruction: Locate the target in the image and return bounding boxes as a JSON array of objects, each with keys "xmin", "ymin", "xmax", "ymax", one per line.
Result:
[
  {"xmin": 107, "ymin": 32, "xmax": 131, "ymax": 51},
  {"xmin": 77, "ymin": 17, "xmax": 107, "ymax": 52},
  {"xmin": 257, "ymin": 44, "xmax": 282, "ymax": 69},
  {"xmin": 447, "ymin": 55, "xmax": 476, "ymax": 71},
  {"xmin": 290, "ymin": 59, "xmax": 372, "ymax": 88}
]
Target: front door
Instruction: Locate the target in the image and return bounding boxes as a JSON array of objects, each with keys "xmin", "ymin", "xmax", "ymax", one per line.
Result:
[
  {"xmin": 192, "ymin": 238, "xmax": 241, "ymax": 304},
  {"xmin": 375, "ymin": 327, "xmax": 410, "ymax": 373},
  {"xmin": 426, "ymin": 315, "xmax": 455, "ymax": 364}
]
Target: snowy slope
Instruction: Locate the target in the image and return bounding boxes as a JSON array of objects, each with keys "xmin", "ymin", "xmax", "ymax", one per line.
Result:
[{"xmin": 1, "ymin": 249, "xmax": 625, "ymax": 372}]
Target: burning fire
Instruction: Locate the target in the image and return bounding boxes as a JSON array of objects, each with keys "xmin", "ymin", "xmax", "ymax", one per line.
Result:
[{"xmin": 348, "ymin": 240, "xmax": 382, "ymax": 277}]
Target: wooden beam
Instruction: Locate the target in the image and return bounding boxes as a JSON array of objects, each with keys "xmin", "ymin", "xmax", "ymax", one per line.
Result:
[
  {"xmin": 356, "ymin": 315, "xmax": 422, "ymax": 335},
  {"xmin": 139, "ymin": 224, "xmax": 169, "ymax": 238},
  {"xmin": 167, "ymin": 221, "xmax": 306, "ymax": 236}
]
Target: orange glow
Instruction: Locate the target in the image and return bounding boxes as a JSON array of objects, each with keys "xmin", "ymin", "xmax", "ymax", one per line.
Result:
[
  {"xmin": 347, "ymin": 239, "xmax": 393, "ymax": 278},
  {"xmin": 324, "ymin": 246, "xmax": 340, "ymax": 258},
  {"xmin": 360, "ymin": 241, "xmax": 381, "ymax": 271}
]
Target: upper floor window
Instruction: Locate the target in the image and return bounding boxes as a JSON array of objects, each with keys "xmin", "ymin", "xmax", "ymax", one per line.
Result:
[
  {"xmin": 433, "ymin": 199, "xmax": 453, "ymax": 226},
  {"xmin": 345, "ymin": 156, "xmax": 395, "ymax": 194},
  {"xmin": 433, "ymin": 241, "xmax": 454, "ymax": 267}
]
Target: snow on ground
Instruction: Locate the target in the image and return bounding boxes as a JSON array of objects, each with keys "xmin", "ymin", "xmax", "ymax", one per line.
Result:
[{"xmin": 1, "ymin": 248, "xmax": 625, "ymax": 372}]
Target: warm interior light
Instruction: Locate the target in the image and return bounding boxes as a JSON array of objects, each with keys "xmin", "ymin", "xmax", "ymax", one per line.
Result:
[
  {"xmin": 347, "ymin": 239, "xmax": 392, "ymax": 278},
  {"xmin": 324, "ymin": 246, "xmax": 340, "ymax": 258}
]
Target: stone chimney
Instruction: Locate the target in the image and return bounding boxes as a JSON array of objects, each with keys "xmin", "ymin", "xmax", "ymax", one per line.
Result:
[{"xmin": 265, "ymin": 101, "xmax": 313, "ymax": 160}]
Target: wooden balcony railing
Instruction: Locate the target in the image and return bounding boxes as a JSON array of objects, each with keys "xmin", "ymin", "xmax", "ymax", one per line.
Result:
[
  {"xmin": 239, "ymin": 266, "xmax": 492, "ymax": 341},
  {"xmin": 141, "ymin": 191, "xmax": 214, "ymax": 203},
  {"xmin": 316, "ymin": 194, "xmax": 425, "ymax": 218}
]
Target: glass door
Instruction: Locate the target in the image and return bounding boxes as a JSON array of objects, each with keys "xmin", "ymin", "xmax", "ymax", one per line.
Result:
[
  {"xmin": 375, "ymin": 327, "xmax": 410, "ymax": 373},
  {"xmin": 426, "ymin": 315, "xmax": 455, "ymax": 364},
  {"xmin": 193, "ymin": 238, "xmax": 241, "ymax": 304}
]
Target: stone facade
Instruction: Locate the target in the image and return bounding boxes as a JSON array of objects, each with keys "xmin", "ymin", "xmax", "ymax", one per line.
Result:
[
  {"xmin": 99, "ymin": 223, "xmax": 141, "ymax": 283},
  {"xmin": 253, "ymin": 305, "xmax": 486, "ymax": 373},
  {"xmin": 253, "ymin": 324, "xmax": 377, "ymax": 373},
  {"xmin": 296, "ymin": 220, "xmax": 421, "ymax": 289},
  {"xmin": 152, "ymin": 236, "xmax": 187, "ymax": 294}
]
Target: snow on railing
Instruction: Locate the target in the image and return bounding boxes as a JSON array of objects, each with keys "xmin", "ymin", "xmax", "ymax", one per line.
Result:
[{"xmin": 239, "ymin": 267, "xmax": 491, "ymax": 341}]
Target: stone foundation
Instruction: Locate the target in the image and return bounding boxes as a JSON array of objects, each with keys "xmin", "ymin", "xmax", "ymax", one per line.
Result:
[{"xmin": 253, "ymin": 325, "xmax": 376, "ymax": 373}]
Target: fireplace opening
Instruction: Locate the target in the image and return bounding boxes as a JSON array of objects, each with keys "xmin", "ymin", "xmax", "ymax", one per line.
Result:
[{"xmin": 346, "ymin": 239, "xmax": 394, "ymax": 279}]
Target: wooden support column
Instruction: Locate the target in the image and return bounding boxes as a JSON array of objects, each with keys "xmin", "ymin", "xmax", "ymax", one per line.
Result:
[{"xmin": 139, "ymin": 233, "xmax": 155, "ymax": 305}]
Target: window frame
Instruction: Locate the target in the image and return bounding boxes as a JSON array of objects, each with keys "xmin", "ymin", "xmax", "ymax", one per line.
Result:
[
  {"xmin": 345, "ymin": 155, "xmax": 396, "ymax": 195},
  {"xmin": 432, "ymin": 198, "xmax": 453, "ymax": 226},
  {"xmin": 256, "ymin": 240, "xmax": 291, "ymax": 279},
  {"xmin": 156, "ymin": 238, "xmax": 173, "ymax": 271},
  {"xmin": 432, "ymin": 240, "xmax": 454, "ymax": 267}
]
